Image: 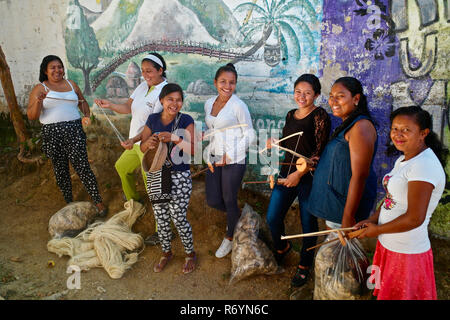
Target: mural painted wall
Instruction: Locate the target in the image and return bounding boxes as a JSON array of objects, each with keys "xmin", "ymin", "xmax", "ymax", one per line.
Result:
[{"xmin": 0, "ymin": 0, "xmax": 448, "ymax": 198}]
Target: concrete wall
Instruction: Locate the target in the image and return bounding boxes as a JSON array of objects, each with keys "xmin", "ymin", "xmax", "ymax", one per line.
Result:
[
  {"xmin": 1, "ymin": 0, "xmax": 448, "ymax": 197},
  {"xmin": 0, "ymin": 0, "xmax": 68, "ymax": 107}
]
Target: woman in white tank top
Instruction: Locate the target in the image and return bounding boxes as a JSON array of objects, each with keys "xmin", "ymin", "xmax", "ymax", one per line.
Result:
[{"xmin": 27, "ymin": 55, "xmax": 107, "ymax": 217}]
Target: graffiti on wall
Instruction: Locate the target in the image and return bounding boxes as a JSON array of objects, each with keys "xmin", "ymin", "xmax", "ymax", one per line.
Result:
[
  {"xmin": 64, "ymin": 0, "xmax": 324, "ymax": 179},
  {"xmin": 64, "ymin": 0, "xmax": 448, "ymax": 187},
  {"xmin": 389, "ymin": 0, "xmax": 449, "ymax": 138}
]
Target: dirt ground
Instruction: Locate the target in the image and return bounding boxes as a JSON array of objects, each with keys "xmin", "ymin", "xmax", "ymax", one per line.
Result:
[{"xmin": 0, "ymin": 130, "xmax": 448, "ymax": 301}]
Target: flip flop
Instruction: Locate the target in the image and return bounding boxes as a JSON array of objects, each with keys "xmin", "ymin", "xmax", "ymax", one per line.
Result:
[
  {"xmin": 182, "ymin": 253, "xmax": 196, "ymax": 274},
  {"xmin": 153, "ymin": 252, "xmax": 173, "ymax": 273}
]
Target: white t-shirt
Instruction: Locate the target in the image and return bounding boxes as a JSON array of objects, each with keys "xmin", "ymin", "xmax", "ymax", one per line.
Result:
[
  {"xmin": 204, "ymin": 94, "xmax": 255, "ymax": 164},
  {"xmin": 378, "ymin": 148, "xmax": 445, "ymax": 254},
  {"xmin": 129, "ymin": 80, "xmax": 167, "ymax": 143}
]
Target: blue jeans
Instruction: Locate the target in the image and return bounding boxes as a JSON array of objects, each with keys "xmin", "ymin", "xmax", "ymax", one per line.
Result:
[
  {"xmin": 205, "ymin": 163, "xmax": 246, "ymax": 238},
  {"xmin": 266, "ymin": 181, "xmax": 318, "ymax": 268}
]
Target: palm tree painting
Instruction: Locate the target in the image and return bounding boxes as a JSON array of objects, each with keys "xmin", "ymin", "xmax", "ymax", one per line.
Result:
[{"xmin": 234, "ymin": 0, "xmax": 318, "ymax": 67}]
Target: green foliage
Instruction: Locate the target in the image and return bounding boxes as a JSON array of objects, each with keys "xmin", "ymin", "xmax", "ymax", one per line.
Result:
[
  {"xmin": 65, "ymin": 0, "xmax": 101, "ymax": 71},
  {"xmin": 165, "ymin": 55, "xmax": 218, "ymax": 89},
  {"xmin": 65, "ymin": 0, "xmax": 101, "ymax": 94},
  {"xmin": 430, "ymin": 202, "xmax": 450, "ymax": 238},
  {"xmin": 119, "ymin": 0, "xmax": 141, "ymax": 15},
  {"xmin": 0, "ymin": 112, "xmax": 17, "ymax": 146},
  {"xmin": 67, "ymin": 69, "xmax": 84, "ymax": 89},
  {"xmin": 96, "ymin": 0, "xmax": 143, "ymax": 50},
  {"xmin": 429, "ymin": 126, "xmax": 449, "ymax": 239}
]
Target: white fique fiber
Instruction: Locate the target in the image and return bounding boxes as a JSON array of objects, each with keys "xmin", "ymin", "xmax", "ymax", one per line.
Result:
[{"xmin": 47, "ymin": 200, "xmax": 145, "ymax": 279}]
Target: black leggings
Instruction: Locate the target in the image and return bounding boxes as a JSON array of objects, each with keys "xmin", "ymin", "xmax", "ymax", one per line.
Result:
[
  {"xmin": 205, "ymin": 163, "xmax": 246, "ymax": 238},
  {"xmin": 42, "ymin": 119, "xmax": 102, "ymax": 204}
]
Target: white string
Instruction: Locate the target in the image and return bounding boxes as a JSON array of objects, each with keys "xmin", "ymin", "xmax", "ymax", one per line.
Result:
[
  {"xmin": 96, "ymin": 103, "xmax": 126, "ymax": 143},
  {"xmin": 44, "ymin": 96, "xmax": 84, "ymax": 103}
]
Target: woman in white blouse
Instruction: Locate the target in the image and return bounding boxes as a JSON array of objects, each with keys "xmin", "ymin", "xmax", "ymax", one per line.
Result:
[{"xmin": 204, "ymin": 63, "xmax": 256, "ymax": 258}]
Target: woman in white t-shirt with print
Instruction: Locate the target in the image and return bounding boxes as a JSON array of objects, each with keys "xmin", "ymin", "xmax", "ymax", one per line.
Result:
[
  {"xmin": 94, "ymin": 53, "xmax": 167, "ymax": 204},
  {"xmin": 356, "ymin": 106, "xmax": 447, "ymax": 300}
]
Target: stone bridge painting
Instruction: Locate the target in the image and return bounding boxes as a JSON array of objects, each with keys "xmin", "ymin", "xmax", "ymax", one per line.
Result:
[{"xmin": 66, "ymin": 0, "xmax": 448, "ymax": 196}]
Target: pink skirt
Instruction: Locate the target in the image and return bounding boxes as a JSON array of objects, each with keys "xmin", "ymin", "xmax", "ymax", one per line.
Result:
[{"xmin": 370, "ymin": 240, "xmax": 437, "ymax": 300}]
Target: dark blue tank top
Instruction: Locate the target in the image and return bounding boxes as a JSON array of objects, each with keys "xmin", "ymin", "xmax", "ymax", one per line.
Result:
[{"xmin": 305, "ymin": 115, "xmax": 378, "ymax": 224}]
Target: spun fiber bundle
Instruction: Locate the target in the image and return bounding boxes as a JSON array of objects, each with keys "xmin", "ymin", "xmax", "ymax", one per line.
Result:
[{"xmin": 47, "ymin": 200, "xmax": 146, "ymax": 279}]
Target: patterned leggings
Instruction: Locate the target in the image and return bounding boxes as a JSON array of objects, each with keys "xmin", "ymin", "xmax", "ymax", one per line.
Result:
[
  {"xmin": 41, "ymin": 119, "xmax": 102, "ymax": 204},
  {"xmin": 151, "ymin": 170, "xmax": 194, "ymax": 254}
]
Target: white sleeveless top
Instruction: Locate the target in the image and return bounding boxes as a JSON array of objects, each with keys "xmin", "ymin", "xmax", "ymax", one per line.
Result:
[{"xmin": 39, "ymin": 80, "xmax": 81, "ymax": 125}]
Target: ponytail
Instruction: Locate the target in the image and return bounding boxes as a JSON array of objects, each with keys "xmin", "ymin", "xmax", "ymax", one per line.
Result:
[{"xmin": 215, "ymin": 63, "xmax": 238, "ymax": 81}]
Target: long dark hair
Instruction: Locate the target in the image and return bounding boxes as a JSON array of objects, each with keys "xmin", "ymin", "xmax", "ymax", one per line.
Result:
[
  {"xmin": 214, "ymin": 63, "xmax": 238, "ymax": 81},
  {"xmin": 386, "ymin": 106, "xmax": 448, "ymax": 167},
  {"xmin": 330, "ymin": 77, "xmax": 373, "ymax": 139},
  {"xmin": 294, "ymin": 73, "xmax": 321, "ymax": 95},
  {"xmin": 143, "ymin": 52, "xmax": 167, "ymax": 78},
  {"xmin": 39, "ymin": 55, "xmax": 64, "ymax": 82}
]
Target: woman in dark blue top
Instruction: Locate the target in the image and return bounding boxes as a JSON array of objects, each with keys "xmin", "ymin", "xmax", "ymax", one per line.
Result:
[
  {"xmin": 306, "ymin": 77, "xmax": 378, "ymax": 230},
  {"xmin": 140, "ymin": 83, "xmax": 197, "ymax": 274}
]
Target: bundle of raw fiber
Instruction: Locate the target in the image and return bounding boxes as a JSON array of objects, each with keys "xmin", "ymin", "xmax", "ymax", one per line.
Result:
[
  {"xmin": 47, "ymin": 200, "xmax": 146, "ymax": 279},
  {"xmin": 229, "ymin": 203, "xmax": 282, "ymax": 285},
  {"xmin": 48, "ymin": 201, "xmax": 99, "ymax": 239}
]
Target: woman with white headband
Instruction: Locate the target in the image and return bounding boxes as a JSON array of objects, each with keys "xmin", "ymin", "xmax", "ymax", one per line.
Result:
[{"xmin": 94, "ymin": 53, "xmax": 168, "ymax": 242}]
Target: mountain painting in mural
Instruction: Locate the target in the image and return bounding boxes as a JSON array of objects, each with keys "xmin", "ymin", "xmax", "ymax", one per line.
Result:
[
  {"xmin": 99, "ymin": 0, "xmax": 221, "ymax": 49},
  {"xmin": 91, "ymin": 0, "xmax": 144, "ymax": 50},
  {"xmin": 178, "ymin": 0, "xmax": 240, "ymax": 45}
]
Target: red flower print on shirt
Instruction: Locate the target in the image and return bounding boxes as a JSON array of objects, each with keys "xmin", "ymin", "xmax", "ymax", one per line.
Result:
[{"xmin": 382, "ymin": 175, "xmax": 396, "ymax": 210}]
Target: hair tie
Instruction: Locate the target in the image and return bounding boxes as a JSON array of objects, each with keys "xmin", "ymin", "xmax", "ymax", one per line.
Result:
[{"xmin": 143, "ymin": 54, "xmax": 163, "ymax": 69}]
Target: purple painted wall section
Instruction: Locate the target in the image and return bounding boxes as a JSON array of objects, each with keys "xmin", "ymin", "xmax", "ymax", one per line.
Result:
[
  {"xmin": 319, "ymin": 0, "xmax": 402, "ymax": 198},
  {"xmin": 319, "ymin": 0, "xmax": 449, "ymax": 200}
]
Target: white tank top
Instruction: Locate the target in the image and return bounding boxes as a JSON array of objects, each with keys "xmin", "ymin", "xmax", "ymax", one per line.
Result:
[{"xmin": 39, "ymin": 80, "xmax": 81, "ymax": 125}]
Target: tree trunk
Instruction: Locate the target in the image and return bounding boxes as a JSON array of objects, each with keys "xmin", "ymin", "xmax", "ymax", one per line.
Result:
[
  {"xmin": 0, "ymin": 46, "xmax": 29, "ymax": 143},
  {"xmin": 82, "ymin": 68, "xmax": 92, "ymax": 96},
  {"xmin": 232, "ymin": 24, "xmax": 273, "ymax": 64}
]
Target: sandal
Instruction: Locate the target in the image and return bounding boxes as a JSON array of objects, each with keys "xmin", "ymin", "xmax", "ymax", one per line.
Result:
[
  {"xmin": 291, "ymin": 266, "xmax": 310, "ymax": 288},
  {"xmin": 153, "ymin": 252, "xmax": 173, "ymax": 273},
  {"xmin": 182, "ymin": 253, "xmax": 196, "ymax": 274}
]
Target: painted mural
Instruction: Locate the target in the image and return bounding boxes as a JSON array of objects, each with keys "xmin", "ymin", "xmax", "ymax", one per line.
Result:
[{"xmin": 64, "ymin": 0, "xmax": 449, "ymax": 196}]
